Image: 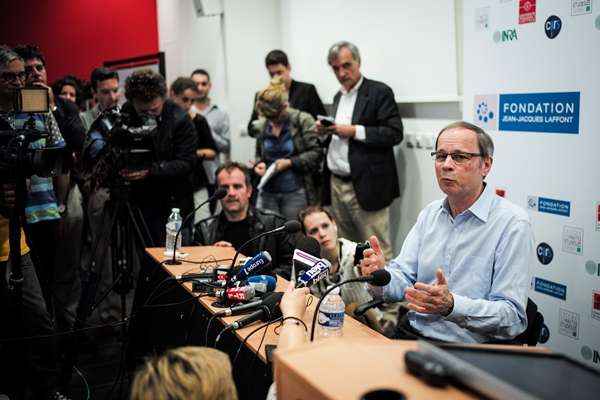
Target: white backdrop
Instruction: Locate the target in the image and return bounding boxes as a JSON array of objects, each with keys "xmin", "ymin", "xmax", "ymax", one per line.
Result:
[
  {"xmin": 281, "ymin": 0, "xmax": 459, "ymax": 102},
  {"xmin": 463, "ymin": 0, "xmax": 600, "ymax": 368}
]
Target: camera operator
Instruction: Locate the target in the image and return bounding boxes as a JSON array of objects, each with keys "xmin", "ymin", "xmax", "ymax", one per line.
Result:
[
  {"xmin": 85, "ymin": 68, "xmax": 197, "ymax": 244},
  {"xmin": 0, "ymin": 45, "xmax": 67, "ymax": 400},
  {"xmin": 13, "ymin": 45, "xmax": 86, "ymax": 334}
]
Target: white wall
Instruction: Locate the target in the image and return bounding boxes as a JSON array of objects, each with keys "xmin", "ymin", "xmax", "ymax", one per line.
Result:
[{"xmin": 157, "ymin": 1, "xmax": 462, "ymax": 255}]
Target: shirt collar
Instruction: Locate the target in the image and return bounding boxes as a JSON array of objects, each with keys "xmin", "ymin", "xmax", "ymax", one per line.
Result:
[
  {"xmin": 340, "ymin": 75, "xmax": 364, "ymax": 95},
  {"xmin": 441, "ymin": 183, "xmax": 494, "ymax": 223}
]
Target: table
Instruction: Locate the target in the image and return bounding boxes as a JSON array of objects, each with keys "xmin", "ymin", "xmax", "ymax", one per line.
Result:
[
  {"xmin": 274, "ymin": 340, "xmax": 550, "ymax": 400},
  {"xmin": 144, "ymin": 246, "xmax": 386, "ymax": 362}
]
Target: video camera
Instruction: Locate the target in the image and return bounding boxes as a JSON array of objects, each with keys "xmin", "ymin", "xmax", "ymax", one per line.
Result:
[
  {"xmin": 83, "ymin": 106, "xmax": 158, "ymax": 189},
  {"xmin": 0, "ymin": 87, "xmax": 68, "ymax": 178}
]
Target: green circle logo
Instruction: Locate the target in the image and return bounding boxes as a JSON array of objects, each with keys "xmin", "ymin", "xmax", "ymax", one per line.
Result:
[
  {"xmin": 493, "ymin": 31, "xmax": 501, "ymax": 42},
  {"xmin": 581, "ymin": 346, "xmax": 593, "ymax": 360},
  {"xmin": 585, "ymin": 260, "xmax": 598, "ymax": 275}
]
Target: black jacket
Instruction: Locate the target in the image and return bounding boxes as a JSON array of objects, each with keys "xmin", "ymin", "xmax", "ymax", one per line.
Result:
[
  {"xmin": 193, "ymin": 207, "xmax": 296, "ymax": 279},
  {"xmin": 118, "ymin": 100, "xmax": 197, "ymax": 207},
  {"xmin": 322, "ymin": 78, "xmax": 403, "ymax": 211},
  {"xmin": 247, "ymin": 79, "xmax": 326, "ymax": 136},
  {"xmin": 53, "ymin": 97, "xmax": 86, "ymax": 155},
  {"xmin": 192, "ymin": 113, "xmax": 217, "ymax": 189}
]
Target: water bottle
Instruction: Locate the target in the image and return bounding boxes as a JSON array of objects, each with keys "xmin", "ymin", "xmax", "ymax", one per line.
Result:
[
  {"xmin": 317, "ymin": 286, "xmax": 345, "ymax": 338},
  {"xmin": 164, "ymin": 208, "xmax": 182, "ymax": 256}
]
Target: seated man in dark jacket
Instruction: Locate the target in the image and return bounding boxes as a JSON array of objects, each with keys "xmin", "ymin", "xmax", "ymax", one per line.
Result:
[{"xmin": 193, "ymin": 162, "xmax": 295, "ymax": 279}]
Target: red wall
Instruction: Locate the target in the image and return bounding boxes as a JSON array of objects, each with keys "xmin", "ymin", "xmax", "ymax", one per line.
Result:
[{"xmin": 0, "ymin": 0, "xmax": 159, "ymax": 83}]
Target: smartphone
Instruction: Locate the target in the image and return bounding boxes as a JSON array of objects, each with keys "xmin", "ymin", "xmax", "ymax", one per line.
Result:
[{"xmin": 317, "ymin": 115, "xmax": 335, "ymax": 127}]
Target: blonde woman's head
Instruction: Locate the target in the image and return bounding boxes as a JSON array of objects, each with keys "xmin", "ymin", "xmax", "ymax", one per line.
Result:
[
  {"xmin": 256, "ymin": 76, "xmax": 289, "ymax": 120},
  {"xmin": 130, "ymin": 346, "xmax": 238, "ymax": 400}
]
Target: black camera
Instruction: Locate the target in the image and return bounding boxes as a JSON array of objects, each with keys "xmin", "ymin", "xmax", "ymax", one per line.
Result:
[
  {"xmin": 354, "ymin": 240, "xmax": 372, "ymax": 266},
  {"xmin": 0, "ymin": 88, "xmax": 68, "ymax": 178},
  {"xmin": 83, "ymin": 107, "xmax": 158, "ymax": 189}
]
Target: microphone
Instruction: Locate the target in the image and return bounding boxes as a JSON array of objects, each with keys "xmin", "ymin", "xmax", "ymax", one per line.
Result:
[
  {"xmin": 226, "ymin": 292, "xmax": 283, "ymax": 331},
  {"xmin": 295, "ymin": 236, "xmax": 321, "ymax": 258},
  {"xmin": 213, "ymin": 285, "xmax": 256, "ymax": 302},
  {"xmin": 229, "ymin": 220, "xmax": 301, "ymax": 270},
  {"xmin": 228, "ymin": 219, "xmax": 301, "ymax": 271},
  {"xmin": 309, "ymin": 269, "xmax": 391, "ymax": 340},
  {"xmin": 213, "ymin": 290, "xmax": 281, "ymax": 317},
  {"xmin": 296, "ymin": 259, "xmax": 331, "ymax": 288},
  {"xmin": 354, "ymin": 298, "xmax": 386, "ymax": 317},
  {"xmin": 246, "ymin": 275, "xmax": 277, "ymax": 294},
  {"xmin": 228, "ymin": 251, "xmax": 272, "ymax": 286},
  {"xmin": 291, "ymin": 236, "xmax": 322, "ymax": 283},
  {"xmin": 165, "ymin": 187, "xmax": 228, "ymax": 265}
]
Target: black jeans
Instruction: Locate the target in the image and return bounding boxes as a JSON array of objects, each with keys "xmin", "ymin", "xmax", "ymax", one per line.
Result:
[{"xmin": 0, "ymin": 253, "xmax": 59, "ymax": 398}]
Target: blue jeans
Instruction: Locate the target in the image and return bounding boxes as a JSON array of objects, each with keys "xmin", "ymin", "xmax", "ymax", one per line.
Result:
[{"xmin": 257, "ymin": 188, "xmax": 307, "ymax": 221}]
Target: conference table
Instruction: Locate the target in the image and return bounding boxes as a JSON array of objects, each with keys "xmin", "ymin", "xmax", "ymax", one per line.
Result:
[{"xmin": 139, "ymin": 246, "xmax": 544, "ymax": 400}]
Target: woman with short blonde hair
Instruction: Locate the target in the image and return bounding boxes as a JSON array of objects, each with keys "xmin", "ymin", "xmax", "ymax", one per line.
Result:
[{"xmin": 130, "ymin": 346, "xmax": 238, "ymax": 400}]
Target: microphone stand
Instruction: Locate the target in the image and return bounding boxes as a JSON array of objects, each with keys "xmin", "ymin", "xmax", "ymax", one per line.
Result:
[
  {"xmin": 228, "ymin": 221, "xmax": 299, "ymax": 273},
  {"xmin": 165, "ymin": 188, "xmax": 226, "ymax": 265}
]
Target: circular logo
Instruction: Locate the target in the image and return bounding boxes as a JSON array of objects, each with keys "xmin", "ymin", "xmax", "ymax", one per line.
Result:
[
  {"xmin": 585, "ymin": 260, "xmax": 598, "ymax": 275},
  {"xmin": 476, "ymin": 101, "xmax": 494, "ymax": 123},
  {"xmin": 545, "ymin": 15, "xmax": 562, "ymax": 39},
  {"xmin": 536, "ymin": 243, "xmax": 554, "ymax": 265},
  {"xmin": 596, "ymin": 15, "xmax": 600, "ymax": 31},
  {"xmin": 581, "ymin": 345, "xmax": 593, "ymax": 360},
  {"xmin": 493, "ymin": 30, "xmax": 501, "ymax": 43}
]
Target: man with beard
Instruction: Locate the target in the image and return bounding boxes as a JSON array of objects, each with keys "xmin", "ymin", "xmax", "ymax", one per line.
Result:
[{"xmin": 193, "ymin": 162, "xmax": 295, "ymax": 279}]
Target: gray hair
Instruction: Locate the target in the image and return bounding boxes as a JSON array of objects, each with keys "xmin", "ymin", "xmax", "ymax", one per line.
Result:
[
  {"xmin": 0, "ymin": 45, "xmax": 22, "ymax": 69},
  {"xmin": 327, "ymin": 41, "xmax": 361, "ymax": 65},
  {"xmin": 435, "ymin": 121, "xmax": 494, "ymax": 159}
]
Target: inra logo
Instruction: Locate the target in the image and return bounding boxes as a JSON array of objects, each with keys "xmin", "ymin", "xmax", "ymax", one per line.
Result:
[
  {"xmin": 494, "ymin": 28, "xmax": 518, "ymax": 43},
  {"xmin": 545, "ymin": 15, "xmax": 562, "ymax": 39}
]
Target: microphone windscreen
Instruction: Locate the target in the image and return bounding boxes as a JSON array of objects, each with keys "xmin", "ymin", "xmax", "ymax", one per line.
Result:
[
  {"xmin": 283, "ymin": 220, "xmax": 302, "ymax": 233},
  {"xmin": 263, "ymin": 291, "xmax": 284, "ymax": 308},
  {"xmin": 370, "ymin": 269, "xmax": 391, "ymax": 287},
  {"xmin": 213, "ymin": 187, "xmax": 228, "ymax": 199},
  {"xmin": 295, "ymin": 236, "xmax": 321, "ymax": 258}
]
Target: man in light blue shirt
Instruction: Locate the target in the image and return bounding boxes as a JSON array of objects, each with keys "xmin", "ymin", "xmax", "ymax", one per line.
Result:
[{"xmin": 361, "ymin": 121, "xmax": 532, "ymax": 343}]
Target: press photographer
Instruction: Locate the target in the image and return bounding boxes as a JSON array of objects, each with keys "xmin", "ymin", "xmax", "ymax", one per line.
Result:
[
  {"xmin": 0, "ymin": 45, "xmax": 68, "ymax": 400},
  {"xmin": 84, "ymin": 68, "xmax": 197, "ymax": 244}
]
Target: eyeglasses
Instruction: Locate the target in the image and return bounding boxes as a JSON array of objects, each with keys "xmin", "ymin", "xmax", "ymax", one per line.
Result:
[
  {"xmin": 25, "ymin": 64, "xmax": 45, "ymax": 75},
  {"xmin": 0, "ymin": 71, "xmax": 27, "ymax": 83},
  {"xmin": 431, "ymin": 151, "xmax": 483, "ymax": 164}
]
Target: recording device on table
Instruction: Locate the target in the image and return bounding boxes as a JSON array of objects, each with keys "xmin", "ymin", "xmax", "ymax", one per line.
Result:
[{"xmin": 317, "ymin": 115, "xmax": 335, "ymax": 127}]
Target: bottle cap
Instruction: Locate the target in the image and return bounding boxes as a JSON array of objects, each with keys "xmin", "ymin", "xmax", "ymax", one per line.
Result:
[{"xmin": 326, "ymin": 285, "xmax": 340, "ymax": 295}]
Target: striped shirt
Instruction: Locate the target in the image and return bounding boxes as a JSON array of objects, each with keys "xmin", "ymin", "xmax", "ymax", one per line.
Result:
[{"xmin": 8, "ymin": 112, "xmax": 65, "ymax": 223}]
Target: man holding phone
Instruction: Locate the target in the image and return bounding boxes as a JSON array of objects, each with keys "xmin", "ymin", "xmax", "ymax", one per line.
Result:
[{"xmin": 316, "ymin": 41, "xmax": 403, "ymax": 260}]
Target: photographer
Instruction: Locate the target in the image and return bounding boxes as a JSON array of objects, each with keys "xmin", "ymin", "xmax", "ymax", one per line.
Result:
[
  {"xmin": 85, "ymin": 68, "xmax": 197, "ymax": 245},
  {"xmin": 0, "ymin": 45, "xmax": 67, "ymax": 400}
]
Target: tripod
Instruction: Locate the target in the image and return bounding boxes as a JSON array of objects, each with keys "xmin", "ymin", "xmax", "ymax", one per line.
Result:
[{"xmin": 62, "ymin": 179, "xmax": 154, "ymax": 392}]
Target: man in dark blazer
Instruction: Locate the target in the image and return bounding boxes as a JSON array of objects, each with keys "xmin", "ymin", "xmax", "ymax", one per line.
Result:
[
  {"xmin": 317, "ymin": 41, "xmax": 403, "ymax": 260},
  {"xmin": 247, "ymin": 49, "xmax": 326, "ymax": 136}
]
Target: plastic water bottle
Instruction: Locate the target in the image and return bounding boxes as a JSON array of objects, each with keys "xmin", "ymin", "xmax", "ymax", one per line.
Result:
[
  {"xmin": 164, "ymin": 208, "xmax": 182, "ymax": 256},
  {"xmin": 317, "ymin": 286, "xmax": 345, "ymax": 338}
]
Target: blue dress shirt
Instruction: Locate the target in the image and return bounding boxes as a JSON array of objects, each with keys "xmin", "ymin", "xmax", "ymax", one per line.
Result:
[{"xmin": 384, "ymin": 184, "xmax": 532, "ymax": 343}]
